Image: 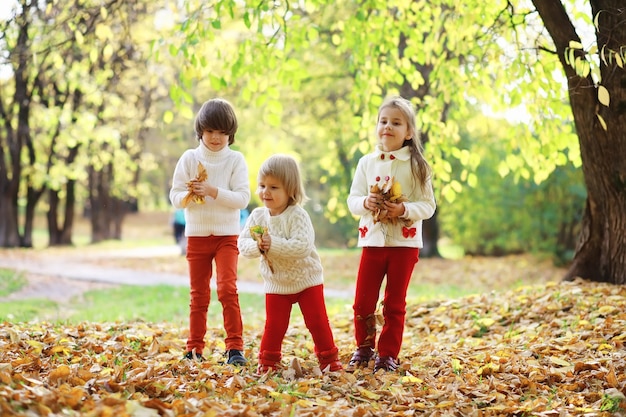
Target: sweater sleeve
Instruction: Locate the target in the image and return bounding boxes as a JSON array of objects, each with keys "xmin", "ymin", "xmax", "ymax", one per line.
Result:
[
  {"xmin": 347, "ymin": 158, "xmax": 369, "ymax": 217},
  {"xmin": 214, "ymin": 152, "xmax": 250, "ymax": 210},
  {"xmin": 403, "ymin": 176, "xmax": 437, "ymax": 222},
  {"xmin": 169, "ymin": 150, "xmax": 195, "ymax": 209}
]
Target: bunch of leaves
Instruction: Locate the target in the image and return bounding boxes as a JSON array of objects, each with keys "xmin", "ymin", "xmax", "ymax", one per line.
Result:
[
  {"xmin": 249, "ymin": 225, "xmax": 274, "ymax": 273},
  {"xmin": 1, "ymin": 279, "xmax": 626, "ymax": 415},
  {"xmin": 181, "ymin": 163, "xmax": 208, "ymax": 207},
  {"xmin": 370, "ymin": 176, "xmax": 410, "ymax": 226}
]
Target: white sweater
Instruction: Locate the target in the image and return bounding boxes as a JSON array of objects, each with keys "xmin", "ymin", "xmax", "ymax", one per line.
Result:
[
  {"xmin": 238, "ymin": 205, "xmax": 324, "ymax": 295},
  {"xmin": 169, "ymin": 144, "xmax": 250, "ymax": 237},
  {"xmin": 347, "ymin": 145, "xmax": 436, "ymax": 248}
]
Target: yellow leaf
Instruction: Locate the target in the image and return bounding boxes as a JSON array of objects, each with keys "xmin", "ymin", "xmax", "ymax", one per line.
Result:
[
  {"xmin": 478, "ymin": 362, "xmax": 499, "ymax": 375},
  {"xmin": 598, "ymin": 85, "xmax": 610, "ymax": 106},
  {"xmin": 598, "ymin": 305, "xmax": 616, "ymax": 315},
  {"xmin": 401, "ymin": 375, "xmax": 423, "ymax": 384},
  {"xmin": 358, "ymin": 387, "xmax": 381, "ymax": 400},
  {"xmin": 26, "ymin": 340, "xmax": 44, "ymax": 355},
  {"xmin": 597, "ymin": 113, "xmax": 607, "ymax": 130},
  {"xmin": 477, "ymin": 318, "xmax": 495, "ymax": 327}
]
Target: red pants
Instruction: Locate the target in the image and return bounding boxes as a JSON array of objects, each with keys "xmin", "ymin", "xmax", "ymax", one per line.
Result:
[
  {"xmin": 186, "ymin": 235, "xmax": 244, "ymax": 353},
  {"xmin": 260, "ymin": 285, "xmax": 337, "ymax": 356},
  {"xmin": 353, "ymin": 247, "xmax": 419, "ymax": 358}
]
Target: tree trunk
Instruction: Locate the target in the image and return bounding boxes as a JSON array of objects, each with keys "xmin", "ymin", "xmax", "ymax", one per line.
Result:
[
  {"xmin": 47, "ymin": 180, "xmax": 76, "ymax": 246},
  {"xmin": 533, "ymin": 0, "xmax": 626, "ymax": 283}
]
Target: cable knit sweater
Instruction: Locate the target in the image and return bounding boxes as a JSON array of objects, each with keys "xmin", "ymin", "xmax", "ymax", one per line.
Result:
[
  {"xmin": 347, "ymin": 145, "xmax": 436, "ymax": 248},
  {"xmin": 238, "ymin": 205, "xmax": 324, "ymax": 295},
  {"xmin": 169, "ymin": 144, "xmax": 250, "ymax": 237}
]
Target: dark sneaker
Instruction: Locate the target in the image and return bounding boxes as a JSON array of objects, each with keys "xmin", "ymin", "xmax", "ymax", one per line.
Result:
[
  {"xmin": 374, "ymin": 356, "xmax": 399, "ymax": 372},
  {"xmin": 347, "ymin": 346, "xmax": 375, "ymax": 371},
  {"xmin": 184, "ymin": 351, "xmax": 205, "ymax": 362},
  {"xmin": 226, "ymin": 350, "xmax": 247, "ymax": 365}
]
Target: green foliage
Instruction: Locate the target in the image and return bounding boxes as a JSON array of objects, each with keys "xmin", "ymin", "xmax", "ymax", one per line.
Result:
[
  {"xmin": 165, "ymin": 0, "xmax": 584, "ymax": 258},
  {"xmin": 439, "ymin": 112, "xmax": 585, "ymax": 262}
]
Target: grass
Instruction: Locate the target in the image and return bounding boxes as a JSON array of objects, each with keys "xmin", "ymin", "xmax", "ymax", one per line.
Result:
[{"xmin": 0, "ymin": 269, "xmax": 27, "ymax": 297}]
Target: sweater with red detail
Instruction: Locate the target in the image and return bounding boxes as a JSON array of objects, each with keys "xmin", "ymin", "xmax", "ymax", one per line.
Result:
[
  {"xmin": 347, "ymin": 145, "xmax": 436, "ymax": 248},
  {"xmin": 238, "ymin": 205, "xmax": 324, "ymax": 295}
]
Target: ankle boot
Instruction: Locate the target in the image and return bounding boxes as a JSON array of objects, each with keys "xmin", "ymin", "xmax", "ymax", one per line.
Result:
[
  {"xmin": 257, "ymin": 350, "xmax": 282, "ymax": 373},
  {"xmin": 317, "ymin": 347, "xmax": 343, "ymax": 372}
]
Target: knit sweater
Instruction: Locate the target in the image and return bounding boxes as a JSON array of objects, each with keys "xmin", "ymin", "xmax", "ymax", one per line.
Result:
[
  {"xmin": 169, "ymin": 144, "xmax": 250, "ymax": 237},
  {"xmin": 238, "ymin": 205, "xmax": 324, "ymax": 295},
  {"xmin": 347, "ymin": 145, "xmax": 436, "ymax": 248}
]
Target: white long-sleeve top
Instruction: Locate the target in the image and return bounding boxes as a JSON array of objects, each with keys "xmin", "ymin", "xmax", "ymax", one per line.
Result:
[
  {"xmin": 169, "ymin": 144, "xmax": 250, "ymax": 237},
  {"xmin": 347, "ymin": 145, "xmax": 436, "ymax": 248},
  {"xmin": 238, "ymin": 205, "xmax": 324, "ymax": 295}
]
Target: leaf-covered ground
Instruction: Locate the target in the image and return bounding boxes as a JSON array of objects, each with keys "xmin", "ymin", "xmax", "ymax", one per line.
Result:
[{"xmin": 2, "ymin": 279, "xmax": 626, "ymax": 416}]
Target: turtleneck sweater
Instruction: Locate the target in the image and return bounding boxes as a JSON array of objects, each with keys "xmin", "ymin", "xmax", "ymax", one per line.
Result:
[{"xmin": 170, "ymin": 143, "xmax": 250, "ymax": 237}]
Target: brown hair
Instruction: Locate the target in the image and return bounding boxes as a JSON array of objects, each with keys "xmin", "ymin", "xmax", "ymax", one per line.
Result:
[
  {"xmin": 377, "ymin": 96, "xmax": 432, "ymax": 192},
  {"xmin": 258, "ymin": 154, "xmax": 309, "ymax": 206},
  {"xmin": 194, "ymin": 98, "xmax": 238, "ymax": 144}
]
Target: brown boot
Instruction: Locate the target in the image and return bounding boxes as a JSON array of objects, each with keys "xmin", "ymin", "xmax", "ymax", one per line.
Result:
[
  {"xmin": 317, "ymin": 347, "xmax": 343, "ymax": 372},
  {"xmin": 257, "ymin": 350, "xmax": 282, "ymax": 373}
]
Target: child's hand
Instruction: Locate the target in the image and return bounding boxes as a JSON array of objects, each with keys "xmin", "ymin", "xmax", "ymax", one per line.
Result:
[
  {"xmin": 382, "ymin": 200, "xmax": 404, "ymax": 218},
  {"xmin": 259, "ymin": 233, "xmax": 271, "ymax": 252},
  {"xmin": 364, "ymin": 192, "xmax": 382, "ymax": 211},
  {"xmin": 189, "ymin": 179, "xmax": 208, "ymax": 197}
]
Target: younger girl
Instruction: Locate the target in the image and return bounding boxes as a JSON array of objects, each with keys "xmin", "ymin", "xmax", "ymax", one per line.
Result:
[
  {"xmin": 238, "ymin": 154, "xmax": 343, "ymax": 374},
  {"xmin": 347, "ymin": 96, "xmax": 436, "ymax": 372}
]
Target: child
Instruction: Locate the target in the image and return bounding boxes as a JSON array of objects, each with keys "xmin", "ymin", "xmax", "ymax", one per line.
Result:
[
  {"xmin": 238, "ymin": 154, "xmax": 343, "ymax": 374},
  {"xmin": 172, "ymin": 208, "xmax": 186, "ymax": 255},
  {"xmin": 346, "ymin": 96, "xmax": 436, "ymax": 372},
  {"xmin": 169, "ymin": 98, "xmax": 250, "ymax": 365}
]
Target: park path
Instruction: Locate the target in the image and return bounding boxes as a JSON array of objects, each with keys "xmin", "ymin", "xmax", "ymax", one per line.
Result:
[{"xmin": 0, "ymin": 245, "xmax": 352, "ymax": 302}]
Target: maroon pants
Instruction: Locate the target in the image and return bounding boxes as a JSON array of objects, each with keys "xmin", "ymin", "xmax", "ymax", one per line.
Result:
[
  {"xmin": 186, "ymin": 235, "xmax": 244, "ymax": 353},
  {"xmin": 260, "ymin": 285, "xmax": 337, "ymax": 355},
  {"xmin": 353, "ymin": 247, "xmax": 419, "ymax": 358}
]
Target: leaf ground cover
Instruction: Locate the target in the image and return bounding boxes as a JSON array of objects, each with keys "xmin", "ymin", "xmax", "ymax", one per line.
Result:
[{"xmin": 1, "ymin": 279, "xmax": 625, "ymax": 416}]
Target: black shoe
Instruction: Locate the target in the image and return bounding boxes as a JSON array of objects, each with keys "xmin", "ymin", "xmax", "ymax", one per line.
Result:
[
  {"xmin": 184, "ymin": 351, "xmax": 205, "ymax": 361},
  {"xmin": 226, "ymin": 349, "xmax": 247, "ymax": 365}
]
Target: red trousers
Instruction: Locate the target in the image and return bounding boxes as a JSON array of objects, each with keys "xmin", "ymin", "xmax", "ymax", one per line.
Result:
[
  {"xmin": 259, "ymin": 284, "xmax": 337, "ymax": 357},
  {"xmin": 186, "ymin": 235, "xmax": 244, "ymax": 353},
  {"xmin": 353, "ymin": 247, "xmax": 419, "ymax": 358}
]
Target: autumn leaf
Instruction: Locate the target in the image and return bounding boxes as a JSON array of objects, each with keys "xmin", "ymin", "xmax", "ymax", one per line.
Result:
[{"xmin": 1, "ymin": 279, "xmax": 626, "ymax": 415}]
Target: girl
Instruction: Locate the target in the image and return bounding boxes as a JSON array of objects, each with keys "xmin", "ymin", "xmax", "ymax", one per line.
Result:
[
  {"xmin": 346, "ymin": 96, "xmax": 436, "ymax": 372},
  {"xmin": 238, "ymin": 154, "xmax": 343, "ymax": 374},
  {"xmin": 170, "ymin": 98, "xmax": 250, "ymax": 366}
]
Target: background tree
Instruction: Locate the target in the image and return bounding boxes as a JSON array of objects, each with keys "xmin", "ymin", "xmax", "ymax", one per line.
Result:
[
  {"xmin": 527, "ymin": 0, "xmax": 626, "ymax": 283},
  {"xmin": 0, "ymin": 0, "xmax": 169, "ymax": 247}
]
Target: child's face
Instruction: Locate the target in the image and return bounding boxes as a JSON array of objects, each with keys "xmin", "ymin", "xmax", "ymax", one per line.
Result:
[
  {"xmin": 200, "ymin": 129, "xmax": 229, "ymax": 152},
  {"xmin": 257, "ymin": 174, "xmax": 289, "ymax": 216},
  {"xmin": 377, "ymin": 107, "xmax": 412, "ymax": 152}
]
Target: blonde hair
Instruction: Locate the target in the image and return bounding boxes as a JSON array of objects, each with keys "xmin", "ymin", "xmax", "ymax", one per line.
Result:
[
  {"xmin": 258, "ymin": 154, "xmax": 308, "ymax": 206},
  {"xmin": 378, "ymin": 96, "xmax": 432, "ymax": 191}
]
